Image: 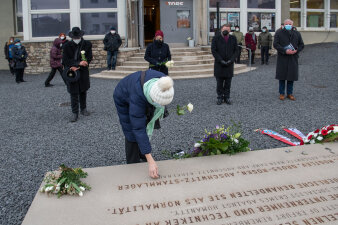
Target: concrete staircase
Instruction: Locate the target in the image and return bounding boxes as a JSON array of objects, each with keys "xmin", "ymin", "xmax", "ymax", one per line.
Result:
[{"xmin": 91, "ymin": 47, "xmax": 254, "ymax": 79}]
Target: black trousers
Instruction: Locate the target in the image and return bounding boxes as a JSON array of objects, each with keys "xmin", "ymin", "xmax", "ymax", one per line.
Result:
[
  {"xmin": 70, "ymin": 91, "xmax": 87, "ymax": 114},
  {"xmin": 8, "ymin": 59, "xmax": 14, "ymax": 75},
  {"xmin": 125, "ymin": 139, "xmax": 146, "ymax": 164},
  {"xmin": 261, "ymin": 46, "xmax": 270, "ymax": 63},
  {"xmin": 45, "ymin": 67, "xmax": 66, "ymax": 85},
  {"xmin": 247, "ymin": 50, "xmax": 255, "ymax": 63},
  {"xmin": 216, "ymin": 77, "xmax": 232, "ymax": 99},
  {"xmin": 15, "ymin": 69, "xmax": 24, "ymax": 82},
  {"xmin": 236, "ymin": 46, "xmax": 242, "ymax": 63}
]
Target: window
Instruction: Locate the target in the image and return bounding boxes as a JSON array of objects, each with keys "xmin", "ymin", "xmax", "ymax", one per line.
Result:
[
  {"xmin": 31, "ymin": 14, "xmax": 70, "ymax": 37},
  {"xmin": 247, "ymin": 0, "xmax": 275, "ymax": 9},
  {"xmin": 290, "ymin": 0, "xmax": 301, "ymax": 8},
  {"xmin": 209, "ymin": 12, "xmax": 240, "ymax": 32},
  {"xmin": 81, "ymin": 12, "xmax": 117, "ymax": 35},
  {"xmin": 80, "ymin": 0, "xmax": 117, "ymax": 8},
  {"xmin": 248, "ymin": 12, "xmax": 275, "ymax": 32},
  {"xmin": 209, "ymin": 0, "xmax": 240, "ymax": 8},
  {"xmin": 30, "ymin": 0, "xmax": 69, "ymax": 10},
  {"xmin": 307, "ymin": 0, "xmax": 324, "ymax": 9},
  {"xmin": 290, "ymin": 11, "xmax": 301, "ymax": 27},
  {"xmin": 15, "ymin": 0, "xmax": 23, "ymax": 33},
  {"xmin": 306, "ymin": 12, "xmax": 324, "ymax": 27},
  {"xmin": 330, "ymin": 12, "xmax": 338, "ymax": 28},
  {"xmin": 331, "ymin": 0, "xmax": 338, "ymax": 10}
]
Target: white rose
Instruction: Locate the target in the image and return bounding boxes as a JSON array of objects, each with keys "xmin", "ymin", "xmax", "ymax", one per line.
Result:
[
  {"xmin": 310, "ymin": 140, "xmax": 315, "ymax": 144},
  {"xmin": 317, "ymin": 136, "xmax": 323, "ymax": 141},
  {"xmin": 187, "ymin": 103, "xmax": 193, "ymax": 113},
  {"xmin": 194, "ymin": 143, "xmax": 201, "ymax": 148},
  {"xmin": 79, "ymin": 191, "xmax": 83, "ymax": 197},
  {"xmin": 55, "ymin": 186, "xmax": 60, "ymax": 192},
  {"xmin": 65, "ymin": 184, "xmax": 69, "ymax": 189},
  {"xmin": 80, "ymin": 186, "xmax": 86, "ymax": 191},
  {"xmin": 81, "ymin": 50, "xmax": 85, "ymax": 54},
  {"xmin": 234, "ymin": 139, "xmax": 239, "ymax": 144},
  {"xmin": 313, "ymin": 133, "xmax": 318, "ymax": 138},
  {"xmin": 304, "ymin": 139, "xmax": 309, "ymax": 143},
  {"xmin": 333, "ymin": 126, "xmax": 338, "ymax": 133},
  {"xmin": 40, "ymin": 187, "xmax": 45, "ymax": 192}
]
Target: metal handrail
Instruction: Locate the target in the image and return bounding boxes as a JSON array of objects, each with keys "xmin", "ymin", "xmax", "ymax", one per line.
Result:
[{"xmin": 238, "ymin": 45, "xmax": 252, "ymax": 71}]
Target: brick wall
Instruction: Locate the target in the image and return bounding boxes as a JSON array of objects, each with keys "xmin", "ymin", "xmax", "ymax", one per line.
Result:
[{"xmin": 23, "ymin": 40, "xmax": 139, "ymax": 74}]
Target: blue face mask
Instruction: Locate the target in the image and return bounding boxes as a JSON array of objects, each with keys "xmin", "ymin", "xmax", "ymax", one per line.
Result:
[
  {"xmin": 15, "ymin": 43, "xmax": 21, "ymax": 48},
  {"xmin": 285, "ymin": 25, "xmax": 292, "ymax": 31}
]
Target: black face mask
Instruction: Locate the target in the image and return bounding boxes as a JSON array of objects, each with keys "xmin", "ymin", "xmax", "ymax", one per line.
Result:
[
  {"xmin": 222, "ymin": 30, "xmax": 229, "ymax": 36},
  {"xmin": 154, "ymin": 39, "xmax": 163, "ymax": 46}
]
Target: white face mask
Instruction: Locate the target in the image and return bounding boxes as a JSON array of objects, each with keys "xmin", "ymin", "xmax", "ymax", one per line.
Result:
[
  {"xmin": 235, "ymin": 28, "xmax": 239, "ymax": 31},
  {"xmin": 60, "ymin": 36, "xmax": 65, "ymax": 40},
  {"xmin": 73, "ymin": 39, "xmax": 81, "ymax": 44},
  {"xmin": 110, "ymin": 31, "xmax": 116, "ymax": 34}
]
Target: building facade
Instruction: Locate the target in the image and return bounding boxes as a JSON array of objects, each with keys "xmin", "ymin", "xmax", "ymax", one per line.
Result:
[{"xmin": 1, "ymin": 0, "xmax": 337, "ymax": 70}]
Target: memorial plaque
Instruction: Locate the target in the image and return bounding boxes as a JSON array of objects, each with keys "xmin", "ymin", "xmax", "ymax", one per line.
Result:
[{"xmin": 23, "ymin": 143, "xmax": 338, "ymax": 225}]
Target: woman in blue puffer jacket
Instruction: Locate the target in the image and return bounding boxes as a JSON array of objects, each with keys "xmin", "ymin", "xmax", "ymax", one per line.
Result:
[{"xmin": 113, "ymin": 69, "xmax": 174, "ymax": 178}]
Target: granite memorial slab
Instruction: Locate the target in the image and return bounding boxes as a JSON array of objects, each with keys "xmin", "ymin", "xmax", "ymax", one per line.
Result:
[{"xmin": 22, "ymin": 143, "xmax": 338, "ymax": 225}]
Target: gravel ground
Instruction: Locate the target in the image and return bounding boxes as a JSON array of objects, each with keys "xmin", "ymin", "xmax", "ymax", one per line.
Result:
[{"xmin": 0, "ymin": 42, "xmax": 337, "ymax": 225}]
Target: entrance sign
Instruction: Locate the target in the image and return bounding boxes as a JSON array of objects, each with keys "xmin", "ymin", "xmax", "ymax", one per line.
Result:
[
  {"xmin": 166, "ymin": 1, "xmax": 184, "ymax": 6},
  {"xmin": 22, "ymin": 143, "xmax": 338, "ymax": 225}
]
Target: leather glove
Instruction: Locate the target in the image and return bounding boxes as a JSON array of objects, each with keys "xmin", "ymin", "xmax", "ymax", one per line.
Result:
[
  {"xmin": 225, "ymin": 60, "xmax": 232, "ymax": 66},
  {"xmin": 220, "ymin": 60, "xmax": 227, "ymax": 66}
]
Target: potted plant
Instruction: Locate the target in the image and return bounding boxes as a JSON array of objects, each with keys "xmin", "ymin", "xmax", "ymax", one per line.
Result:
[{"xmin": 187, "ymin": 37, "xmax": 194, "ymax": 47}]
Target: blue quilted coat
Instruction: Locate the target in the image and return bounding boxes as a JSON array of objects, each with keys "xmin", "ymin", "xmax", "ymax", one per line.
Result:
[{"xmin": 113, "ymin": 70, "xmax": 166, "ymax": 155}]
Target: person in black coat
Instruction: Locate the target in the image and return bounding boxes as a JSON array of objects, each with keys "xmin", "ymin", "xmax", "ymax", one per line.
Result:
[
  {"xmin": 273, "ymin": 19, "xmax": 304, "ymax": 101},
  {"xmin": 144, "ymin": 30, "xmax": 171, "ymax": 75},
  {"xmin": 211, "ymin": 24, "xmax": 239, "ymax": 105},
  {"xmin": 103, "ymin": 27, "xmax": 122, "ymax": 70},
  {"xmin": 11, "ymin": 39, "xmax": 28, "ymax": 83},
  {"xmin": 4, "ymin": 36, "xmax": 15, "ymax": 75},
  {"xmin": 62, "ymin": 27, "xmax": 93, "ymax": 122}
]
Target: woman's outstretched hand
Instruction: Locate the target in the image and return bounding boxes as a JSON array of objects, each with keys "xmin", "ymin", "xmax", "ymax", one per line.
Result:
[{"xmin": 145, "ymin": 154, "xmax": 159, "ymax": 179}]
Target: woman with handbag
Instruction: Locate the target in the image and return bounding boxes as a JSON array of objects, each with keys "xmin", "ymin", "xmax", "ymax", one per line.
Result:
[{"xmin": 113, "ymin": 69, "xmax": 174, "ymax": 179}]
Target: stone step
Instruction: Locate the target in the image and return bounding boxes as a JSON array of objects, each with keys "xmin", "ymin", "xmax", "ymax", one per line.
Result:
[
  {"xmin": 138, "ymin": 47, "xmax": 202, "ymax": 53},
  {"xmin": 116, "ymin": 64, "xmax": 215, "ymax": 71},
  {"xmin": 123, "ymin": 59, "xmax": 215, "ymax": 66},
  {"xmin": 128, "ymin": 55, "xmax": 213, "ymax": 62},
  {"xmin": 134, "ymin": 51, "xmax": 211, "ymax": 57}
]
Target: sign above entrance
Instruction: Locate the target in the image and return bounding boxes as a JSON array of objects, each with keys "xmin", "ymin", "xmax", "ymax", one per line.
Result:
[{"xmin": 166, "ymin": 1, "xmax": 184, "ymax": 6}]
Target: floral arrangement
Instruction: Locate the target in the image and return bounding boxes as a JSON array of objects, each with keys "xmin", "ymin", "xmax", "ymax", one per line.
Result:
[
  {"xmin": 173, "ymin": 123, "xmax": 250, "ymax": 159},
  {"xmin": 165, "ymin": 60, "xmax": 175, "ymax": 68},
  {"xmin": 176, "ymin": 103, "xmax": 193, "ymax": 115},
  {"xmin": 40, "ymin": 164, "xmax": 91, "ymax": 198},
  {"xmin": 81, "ymin": 50, "xmax": 87, "ymax": 61},
  {"xmin": 304, "ymin": 124, "xmax": 338, "ymax": 144}
]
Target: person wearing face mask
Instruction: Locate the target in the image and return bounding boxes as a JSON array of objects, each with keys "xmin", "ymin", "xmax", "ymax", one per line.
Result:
[
  {"xmin": 45, "ymin": 38, "xmax": 67, "ymax": 87},
  {"xmin": 211, "ymin": 24, "xmax": 239, "ymax": 105},
  {"xmin": 245, "ymin": 27, "xmax": 257, "ymax": 64},
  {"xmin": 232, "ymin": 26, "xmax": 244, "ymax": 64},
  {"xmin": 58, "ymin": 33, "xmax": 68, "ymax": 50},
  {"xmin": 11, "ymin": 39, "xmax": 28, "ymax": 83},
  {"xmin": 103, "ymin": 27, "xmax": 122, "ymax": 70},
  {"xmin": 144, "ymin": 30, "xmax": 171, "ymax": 75},
  {"xmin": 258, "ymin": 26, "xmax": 272, "ymax": 65},
  {"xmin": 62, "ymin": 27, "xmax": 93, "ymax": 122},
  {"xmin": 273, "ymin": 19, "xmax": 304, "ymax": 101},
  {"xmin": 113, "ymin": 69, "xmax": 174, "ymax": 179},
  {"xmin": 4, "ymin": 37, "xmax": 15, "ymax": 75}
]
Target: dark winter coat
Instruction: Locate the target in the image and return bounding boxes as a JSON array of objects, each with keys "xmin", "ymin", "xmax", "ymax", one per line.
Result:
[
  {"xmin": 258, "ymin": 32, "xmax": 272, "ymax": 48},
  {"xmin": 12, "ymin": 45, "xmax": 28, "ymax": 69},
  {"xmin": 144, "ymin": 41, "xmax": 171, "ymax": 75},
  {"xmin": 4, "ymin": 42, "xmax": 15, "ymax": 59},
  {"xmin": 62, "ymin": 39, "xmax": 93, "ymax": 94},
  {"xmin": 273, "ymin": 28, "xmax": 304, "ymax": 81},
  {"xmin": 245, "ymin": 33, "xmax": 257, "ymax": 51},
  {"xmin": 50, "ymin": 38, "xmax": 63, "ymax": 68},
  {"xmin": 211, "ymin": 33, "xmax": 238, "ymax": 78},
  {"xmin": 103, "ymin": 33, "xmax": 122, "ymax": 52},
  {"xmin": 113, "ymin": 70, "xmax": 167, "ymax": 155}
]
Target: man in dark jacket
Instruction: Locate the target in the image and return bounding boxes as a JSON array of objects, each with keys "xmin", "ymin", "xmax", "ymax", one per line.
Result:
[
  {"xmin": 144, "ymin": 30, "xmax": 171, "ymax": 75},
  {"xmin": 11, "ymin": 39, "xmax": 28, "ymax": 83},
  {"xmin": 258, "ymin": 26, "xmax": 272, "ymax": 65},
  {"xmin": 113, "ymin": 70, "xmax": 174, "ymax": 178},
  {"xmin": 273, "ymin": 19, "xmax": 304, "ymax": 101},
  {"xmin": 62, "ymin": 27, "xmax": 93, "ymax": 122},
  {"xmin": 103, "ymin": 27, "xmax": 122, "ymax": 70},
  {"xmin": 45, "ymin": 38, "xmax": 67, "ymax": 87},
  {"xmin": 211, "ymin": 24, "xmax": 238, "ymax": 105}
]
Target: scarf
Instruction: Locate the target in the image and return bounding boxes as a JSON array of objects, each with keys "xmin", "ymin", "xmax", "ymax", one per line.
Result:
[{"xmin": 143, "ymin": 78, "xmax": 165, "ymax": 139}]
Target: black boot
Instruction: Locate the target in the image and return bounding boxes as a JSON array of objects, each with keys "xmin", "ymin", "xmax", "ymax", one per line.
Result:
[
  {"xmin": 224, "ymin": 98, "xmax": 232, "ymax": 105},
  {"xmin": 80, "ymin": 109, "xmax": 90, "ymax": 116},
  {"xmin": 217, "ymin": 98, "xmax": 222, "ymax": 105},
  {"xmin": 70, "ymin": 113, "xmax": 78, "ymax": 122}
]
